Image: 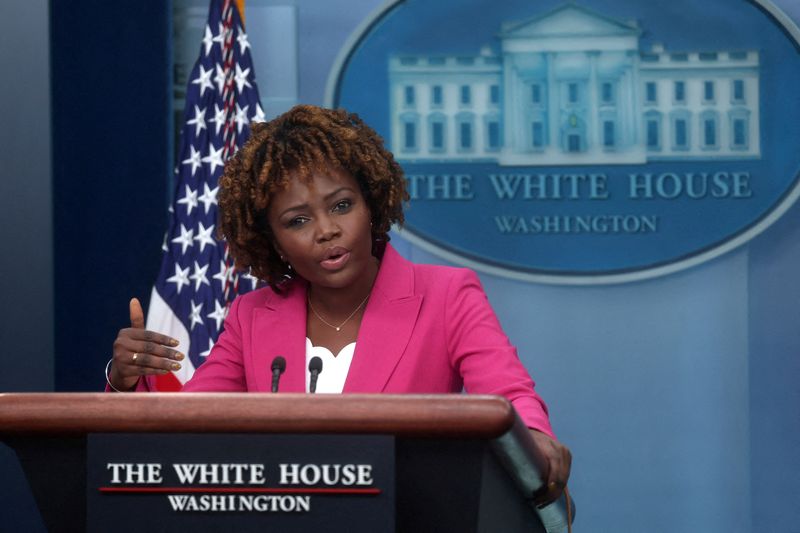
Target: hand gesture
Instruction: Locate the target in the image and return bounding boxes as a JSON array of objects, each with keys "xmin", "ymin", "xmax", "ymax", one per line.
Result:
[{"xmin": 109, "ymin": 298, "xmax": 184, "ymax": 391}]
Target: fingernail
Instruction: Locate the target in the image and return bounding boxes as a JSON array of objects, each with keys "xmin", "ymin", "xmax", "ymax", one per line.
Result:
[
  {"xmin": 175, "ymin": 352, "xmax": 185, "ymax": 361},
  {"xmin": 160, "ymin": 369, "xmax": 168, "ymax": 374},
  {"xmin": 170, "ymin": 339, "xmax": 179, "ymax": 346},
  {"xmin": 172, "ymin": 363, "xmax": 182, "ymax": 370}
]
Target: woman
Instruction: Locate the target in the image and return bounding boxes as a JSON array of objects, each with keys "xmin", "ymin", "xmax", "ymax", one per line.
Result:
[{"xmin": 109, "ymin": 105, "xmax": 571, "ymax": 505}]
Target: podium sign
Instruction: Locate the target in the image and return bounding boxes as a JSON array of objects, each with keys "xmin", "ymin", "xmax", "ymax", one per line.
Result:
[
  {"xmin": 1, "ymin": 393, "xmax": 574, "ymax": 532},
  {"xmin": 87, "ymin": 434, "xmax": 394, "ymax": 533}
]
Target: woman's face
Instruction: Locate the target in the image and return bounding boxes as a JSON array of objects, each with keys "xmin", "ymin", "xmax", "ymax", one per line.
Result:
[{"xmin": 267, "ymin": 167, "xmax": 375, "ymax": 290}]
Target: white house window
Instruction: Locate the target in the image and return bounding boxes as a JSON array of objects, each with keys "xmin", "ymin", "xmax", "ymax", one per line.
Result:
[
  {"xmin": 460, "ymin": 123, "xmax": 472, "ymax": 149},
  {"xmin": 428, "ymin": 113, "xmax": 446, "ymax": 152},
  {"xmin": 431, "ymin": 85, "xmax": 443, "ymax": 107},
  {"xmin": 456, "ymin": 112, "xmax": 474, "ymax": 152},
  {"xmin": 645, "ymin": 82, "xmax": 657, "ymax": 104},
  {"xmin": 568, "ymin": 82, "xmax": 579, "ymax": 103},
  {"xmin": 732, "ymin": 80, "xmax": 745, "ymax": 104},
  {"xmin": 729, "ymin": 109, "xmax": 750, "ymax": 150},
  {"xmin": 485, "ymin": 115, "xmax": 501, "ymax": 151},
  {"xmin": 403, "ymin": 123, "xmax": 416, "ymax": 150},
  {"xmin": 675, "ymin": 119, "xmax": 687, "ymax": 147},
  {"xmin": 703, "ymin": 81, "xmax": 715, "ymax": 103},
  {"xmin": 645, "ymin": 111, "xmax": 662, "ymax": 151},
  {"xmin": 532, "ymin": 121, "xmax": 544, "ymax": 148},
  {"xmin": 670, "ymin": 110, "xmax": 691, "ymax": 151},
  {"xmin": 489, "ymin": 84, "xmax": 500, "ymax": 105},
  {"xmin": 400, "ymin": 112, "xmax": 419, "ymax": 152},
  {"xmin": 732, "ymin": 119, "xmax": 746, "ymax": 148},
  {"xmin": 674, "ymin": 81, "xmax": 685, "ymax": 104},
  {"xmin": 700, "ymin": 110, "xmax": 719, "ymax": 149},
  {"xmin": 603, "ymin": 120, "xmax": 615, "ymax": 148},
  {"xmin": 531, "ymin": 83, "xmax": 542, "ymax": 104},
  {"xmin": 460, "ymin": 85, "xmax": 471, "ymax": 105},
  {"xmin": 601, "ymin": 82, "xmax": 614, "ymax": 104},
  {"xmin": 404, "ymin": 86, "xmax": 415, "ymax": 106}
]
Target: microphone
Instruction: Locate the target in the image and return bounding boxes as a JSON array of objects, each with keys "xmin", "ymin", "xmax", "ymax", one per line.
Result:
[
  {"xmin": 308, "ymin": 356, "xmax": 323, "ymax": 394},
  {"xmin": 271, "ymin": 356, "xmax": 286, "ymax": 393}
]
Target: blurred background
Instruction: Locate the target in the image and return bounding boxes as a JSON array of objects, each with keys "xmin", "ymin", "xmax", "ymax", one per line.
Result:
[{"xmin": 1, "ymin": 0, "xmax": 799, "ymax": 531}]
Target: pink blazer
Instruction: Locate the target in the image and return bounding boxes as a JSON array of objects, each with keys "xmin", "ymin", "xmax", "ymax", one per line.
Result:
[{"xmin": 157, "ymin": 244, "xmax": 553, "ymax": 436}]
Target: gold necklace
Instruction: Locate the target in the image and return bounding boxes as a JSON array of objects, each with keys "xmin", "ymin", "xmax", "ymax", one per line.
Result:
[{"xmin": 307, "ymin": 292, "xmax": 370, "ymax": 332}]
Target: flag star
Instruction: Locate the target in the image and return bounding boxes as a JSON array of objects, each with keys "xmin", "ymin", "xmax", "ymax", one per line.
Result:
[
  {"xmin": 186, "ymin": 105, "xmax": 207, "ymax": 137},
  {"xmin": 194, "ymin": 221, "xmax": 217, "ymax": 251},
  {"xmin": 234, "ymin": 103, "xmax": 249, "ymax": 134},
  {"xmin": 207, "ymin": 300, "xmax": 228, "ymax": 331},
  {"xmin": 209, "ymin": 104, "xmax": 226, "ymax": 135},
  {"xmin": 200, "ymin": 338, "xmax": 215, "ymax": 357},
  {"xmin": 213, "ymin": 259, "xmax": 234, "ymax": 290},
  {"xmin": 202, "ymin": 25, "xmax": 216, "ymax": 56},
  {"xmin": 189, "ymin": 261, "xmax": 210, "ymax": 291},
  {"xmin": 213, "ymin": 63, "xmax": 227, "ymax": 94},
  {"xmin": 177, "ymin": 185, "xmax": 198, "ymax": 215},
  {"xmin": 241, "ymin": 270, "xmax": 260, "ymax": 291},
  {"xmin": 188, "ymin": 300, "xmax": 204, "ymax": 330},
  {"xmin": 214, "ymin": 22, "xmax": 228, "ymax": 47},
  {"xmin": 166, "ymin": 263, "xmax": 191, "ymax": 294},
  {"xmin": 234, "ymin": 63, "xmax": 252, "ymax": 93},
  {"xmin": 202, "ymin": 143, "xmax": 225, "ymax": 174},
  {"xmin": 181, "ymin": 145, "xmax": 202, "ymax": 177},
  {"xmin": 198, "ymin": 182, "xmax": 219, "ymax": 214},
  {"xmin": 191, "ymin": 64, "xmax": 214, "ymax": 97},
  {"xmin": 171, "ymin": 224, "xmax": 194, "ymax": 254},
  {"xmin": 161, "ymin": 231, "xmax": 168, "ymax": 252},
  {"xmin": 252, "ymin": 103, "xmax": 266, "ymax": 123},
  {"xmin": 237, "ymin": 28, "xmax": 251, "ymax": 54}
]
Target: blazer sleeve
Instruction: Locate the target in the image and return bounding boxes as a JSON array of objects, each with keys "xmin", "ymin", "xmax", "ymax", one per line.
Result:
[
  {"xmin": 181, "ymin": 296, "xmax": 248, "ymax": 392},
  {"xmin": 445, "ymin": 269, "xmax": 555, "ymax": 437}
]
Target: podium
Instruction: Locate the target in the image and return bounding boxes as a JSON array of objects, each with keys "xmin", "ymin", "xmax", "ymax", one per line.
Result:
[{"xmin": 0, "ymin": 393, "xmax": 574, "ymax": 532}]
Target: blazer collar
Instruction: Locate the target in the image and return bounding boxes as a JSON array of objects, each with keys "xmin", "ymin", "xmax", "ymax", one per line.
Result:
[
  {"xmin": 249, "ymin": 244, "xmax": 422, "ymax": 393},
  {"xmin": 251, "ymin": 280, "xmax": 308, "ymax": 393},
  {"xmin": 344, "ymin": 244, "xmax": 423, "ymax": 392}
]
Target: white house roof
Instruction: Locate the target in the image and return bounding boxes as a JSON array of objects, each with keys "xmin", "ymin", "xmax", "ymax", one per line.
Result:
[{"xmin": 499, "ymin": 3, "xmax": 640, "ymax": 39}]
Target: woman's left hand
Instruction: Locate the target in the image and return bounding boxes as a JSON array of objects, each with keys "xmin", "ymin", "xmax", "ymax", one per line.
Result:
[{"xmin": 529, "ymin": 429, "xmax": 572, "ymax": 507}]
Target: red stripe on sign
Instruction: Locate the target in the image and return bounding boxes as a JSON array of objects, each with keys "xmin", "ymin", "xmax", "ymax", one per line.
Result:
[{"xmin": 99, "ymin": 487, "xmax": 381, "ymax": 495}]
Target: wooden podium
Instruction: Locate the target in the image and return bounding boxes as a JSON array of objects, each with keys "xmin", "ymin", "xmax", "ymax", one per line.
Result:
[{"xmin": 0, "ymin": 393, "xmax": 574, "ymax": 532}]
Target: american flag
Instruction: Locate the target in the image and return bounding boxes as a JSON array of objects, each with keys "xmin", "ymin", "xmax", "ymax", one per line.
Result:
[{"xmin": 147, "ymin": 0, "xmax": 263, "ymax": 391}]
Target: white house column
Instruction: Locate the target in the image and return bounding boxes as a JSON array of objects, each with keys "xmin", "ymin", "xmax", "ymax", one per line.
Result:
[
  {"xmin": 620, "ymin": 68, "xmax": 630, "ymax": 146},
  {"xmin": 547, "ymin": 52, "xmax": 559, "ymax": 153},
  {"xmin": 587, "ymin": 50, "xmax": 600, "ymax": 151},
  {"xmin": 503, "ymin": 52, "xmax": 516, "ymax": 156},
  {"xmin": 627, "ymin": 50, "xmax": 640, "ymax": 145}
]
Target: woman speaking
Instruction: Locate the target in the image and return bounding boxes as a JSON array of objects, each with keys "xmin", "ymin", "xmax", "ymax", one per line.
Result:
[{"xmin": 108, "ymin": 104, "xmax": 571, "ymax": 505}]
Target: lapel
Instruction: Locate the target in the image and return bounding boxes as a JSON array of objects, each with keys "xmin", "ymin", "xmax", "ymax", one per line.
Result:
[
  {"xmin": 250, "ymin": 280, "xmax": 308, "ymax": 392},
  {"xmin": 344, "ymin": 244, "xmax": 423, "ymax": 392}
]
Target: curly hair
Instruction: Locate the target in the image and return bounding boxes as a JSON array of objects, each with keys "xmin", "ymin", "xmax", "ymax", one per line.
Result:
[{"xmin": 218, "ymin": 104, "xmax": 408, "ymax": 291}]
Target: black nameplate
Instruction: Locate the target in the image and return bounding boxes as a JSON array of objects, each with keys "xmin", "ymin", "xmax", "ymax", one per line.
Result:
[{"xmin": 87, "ymin": 434, "xmax": 394, "ymax": 533}]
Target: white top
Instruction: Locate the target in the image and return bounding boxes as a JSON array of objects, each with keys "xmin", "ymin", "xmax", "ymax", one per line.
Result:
[{"xmin": 305, "ymin": 337, "xmax": 355, "ymax": 393}]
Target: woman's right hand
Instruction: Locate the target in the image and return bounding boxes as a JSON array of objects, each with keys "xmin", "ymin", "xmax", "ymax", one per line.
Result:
[{"xmin": 109, "ymin": 298, "xmax": 184, "ymax": 391}]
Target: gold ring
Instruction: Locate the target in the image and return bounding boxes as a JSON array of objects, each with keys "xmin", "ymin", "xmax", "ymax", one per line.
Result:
[{"xmin": 132, "ymin": 353, "xmax": 139, "ymax": 363}]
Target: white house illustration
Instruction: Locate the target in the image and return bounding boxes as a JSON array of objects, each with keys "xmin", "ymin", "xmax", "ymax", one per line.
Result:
[{"xmin": 388, "ymin": 3, "xmax": 761, "ymax": 165}]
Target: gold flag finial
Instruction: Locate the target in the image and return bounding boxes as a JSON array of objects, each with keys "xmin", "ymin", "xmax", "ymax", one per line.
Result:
[{"xmin": 235, "ymin": 0, "xmax": 245, "ymax": 24}]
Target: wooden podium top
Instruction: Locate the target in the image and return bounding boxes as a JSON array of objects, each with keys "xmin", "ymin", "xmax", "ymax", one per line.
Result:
[{"xmin": 0, "ymin": 393, "xmax": 516, "ymax": 438}]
